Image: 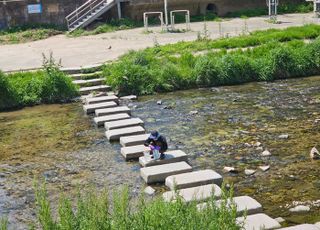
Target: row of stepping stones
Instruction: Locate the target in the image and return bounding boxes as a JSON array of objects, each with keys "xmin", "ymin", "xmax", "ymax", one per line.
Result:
[{"xmin": 71, "ymin": 70, "xmax": 320, "ymax": 230}]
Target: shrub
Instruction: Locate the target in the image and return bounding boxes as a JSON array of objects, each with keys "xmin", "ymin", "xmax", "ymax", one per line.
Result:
[
  {"xmin": 33, "ymin": 182, "xmax": 240, "ymax": 230},
  {"xmin": 0, "ymin": 71, "xmax": 20, "ymax": 111}
]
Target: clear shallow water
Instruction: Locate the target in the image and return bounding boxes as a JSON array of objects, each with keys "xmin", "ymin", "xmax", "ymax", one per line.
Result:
[{"xmin": 0, "ymin": 76, "xmax": 320, "ymax": 228}]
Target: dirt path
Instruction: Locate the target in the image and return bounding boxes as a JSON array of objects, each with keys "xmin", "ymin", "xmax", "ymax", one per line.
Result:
[{"xmin": 0, "ymin": 13, "xmax": 318, "ymax": 72}]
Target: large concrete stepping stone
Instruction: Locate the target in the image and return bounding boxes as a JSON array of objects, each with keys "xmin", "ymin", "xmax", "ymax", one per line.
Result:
[
  {"xmin": 79, "ymin": 85, "xmax": 111, "ymax": 95},
  {"xmin": 83, "ymin": 101, "xmax": 117, "ymax": 114},
  {"xmin": 73, "ymin": 78, "xmax": 104, "ymax": 87},
  {"xmin": 106, "ymin": 126, "xmax": 145, "ymax": 141},
  {"xmin": 140, "ymin": 162, "xmax": 192, "ymax": 184},
  {"xmin": 94, "ymin": 113, "xmax": 130, "ymax": 127},
  {"xmin": 120, "ymin": 134, "xmax": 150, "ymax": 147},
  {"xmin": 163, "ymin": 184, "xmax": 222, "ymax": 203},
  {"xmin": 121, "ymin": 145, "xmax": 150, "ymax": 160},
  {"xmin": 236, "ymin": 213, "xmax": 281, "ymax": 230},
  {"xmin": 139, "ymin": 150, "xmax": 188, "ymax": 167},
  {"xmin": 197, "ymin": 196, "xmax": 262, "ymax": 216},
  {"xmin": 165, "ymin": 169, "xmax": 223, "ymax": 190},
  {"xmin": 104, "ymin": 118, "xmax": 144, "ymax": 130},
  {"xmin": 86, "ymin": 95, "xmax": 119, "ymax": 105},
  {"xmin": 279, "ymin": 224, "xmax": 320, "ymax": 230},
  {"xmin": 95, "ymin": 106, "xmax": 131, "ymax": 117}
]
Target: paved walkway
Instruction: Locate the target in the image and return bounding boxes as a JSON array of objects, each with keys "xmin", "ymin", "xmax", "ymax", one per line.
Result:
[{"xmin": 0, "ymin": 13, "xmax": 319, "ymax": 72}]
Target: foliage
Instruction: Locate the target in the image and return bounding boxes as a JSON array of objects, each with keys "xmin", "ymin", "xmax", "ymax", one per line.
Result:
[
  {"xmin": 33, "ymin": 182, "xmax": 240, "ymax": 230},
  {"xmin": 103, "ymin": 27, "xmax": 320, "ymax": 96},
  {"xmin": 0, "ymin": 24, "xmax": 64, "ymax": 44},
  {"xmin": 0, "ymin": 55, "xmax": 79, "ymax": 111},
  {"xmin": 0, "ymin": 217, "xmax": 8, "ymax": 230}
]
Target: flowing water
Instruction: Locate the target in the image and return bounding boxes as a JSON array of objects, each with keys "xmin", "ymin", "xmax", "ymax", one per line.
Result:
[{"xmin": 0, "ymin": 76, "xmax": 320, "ymax": 229}]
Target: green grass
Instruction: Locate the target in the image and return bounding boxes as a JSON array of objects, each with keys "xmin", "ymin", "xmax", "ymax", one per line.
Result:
[
  {"xmin": 0, "ymin": 24, "xmax": 64, "ymax": 44},
  {"xmin": 0, "ymin": 55, "xmax": 79, "ymax": 111},
  {"xmin": 102, "ymin": 24, "xmax": 320, "ymax": 96},
  {"xmin": 32, "ymin": 182, "xmax": 240, "ymax": 230}
]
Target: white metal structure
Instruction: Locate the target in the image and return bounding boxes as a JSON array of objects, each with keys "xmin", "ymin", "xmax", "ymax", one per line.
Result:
[
  {"xmin": 170, "ymin": 10, "xmax": 190, "ymax": 31},
  {"xmin": 306, "ymin": 0, "xmax": 320, "ymax": 16},
  {"xmin": 266, "ymin": 0, "xmax": 278, "ymax": 19},
  {"xmin": 66, "ymin": 0, "xmax": 120, "ymax": 32},
  {"xmin": 143, "ymin": 12, "xmax": 164, "ymax": 31}
]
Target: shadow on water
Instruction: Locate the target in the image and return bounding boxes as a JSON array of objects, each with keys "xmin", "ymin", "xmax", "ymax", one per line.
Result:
[{"xmin": 0, "ymin": 76, "xmax": 319, "ymax": 228}]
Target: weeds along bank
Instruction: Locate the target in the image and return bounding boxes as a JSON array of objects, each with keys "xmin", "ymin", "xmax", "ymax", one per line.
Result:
[
  {"xmin": 103, "ymin": 24, "xmax": 320, "ymax": 96},
  {"xmin": 0, "ymin": 57, "xmax": 78, "ymax": 111}
]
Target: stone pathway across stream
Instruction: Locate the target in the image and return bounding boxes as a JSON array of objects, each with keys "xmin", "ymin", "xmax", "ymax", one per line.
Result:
[{"xmin": 69, "ymin": 67, "xmax": 320, "ymax": 230}]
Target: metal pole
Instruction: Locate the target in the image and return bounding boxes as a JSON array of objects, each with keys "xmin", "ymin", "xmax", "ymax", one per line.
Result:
[{"xmin": 164, "ymin": 0, "xmax": 168, "ymax": 30}]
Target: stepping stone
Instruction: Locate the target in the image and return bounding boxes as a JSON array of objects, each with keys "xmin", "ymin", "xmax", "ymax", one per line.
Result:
[
  {"xmin": 95, "ymin": 106, "xmax": 131, "ymax": 117},
  {"xmin": 279, "ymin": 224, "xmax": 320, "ymax": 230},
  {"xmin": 69, "ymin": 71, "xmax": 103, "ymax": 80},
  {"xmin": 163, "ymin": 184, "xmax": 222, "ymax": 203},
  {"xmin": 140, "ymin": 162, "xmax": 192, "ymax": 184},
  {"xmin": 83, "ymin": 101, "xmax": 117, "ymax": 114},
  {"xmin": 120, "ymin": 95, "xmax": 137, "ymax": 100},
  {"xmin": 121, "ymin": 145, "xmax": 150, "ymax": 160},
  {"xmin": 85, "ymin": 95, "xmax": 119, "ymax": 105},
  {"xmin": 165, "ymin": 169, "xmax": 223, "ymax": 190},
  {"xmin": 79, "ymin": 85, "xmax": 111, "ymax": 95},
  {"xmin": 106, "ymin": 126, "xmax": 145, "ymax": 141},
  {"xmin": 104, "ymin": 118, "xmax": 144, "ymax": 130},
  {"xmin": 93, "ymin": 113, "xmax": 130, "ymax": 127},
  {"xmin": 139, "ymin": 150, "xmax": 188, "ymax": 167},
  {"xmin": 197, "ymin": 196, "xmax": 262, "ymax": 216},
  {"xmin": 73, "ymin": 78, "xmax": 104, "ymax": 87},
  {"xmin": 120, "ymin": 134, "xmax": 150, "ymax": 147},
  {"xmin": 236, "ymin": 213, "xmax": 281, "ymax": 230}
]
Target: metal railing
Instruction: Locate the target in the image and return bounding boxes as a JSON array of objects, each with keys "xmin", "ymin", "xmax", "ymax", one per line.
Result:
[{"xmin": 66, "ymin": 0, "xmax": 109, "ymax": 30}]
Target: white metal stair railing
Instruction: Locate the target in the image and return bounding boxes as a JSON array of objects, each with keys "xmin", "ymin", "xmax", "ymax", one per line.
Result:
[{"xmin": 66, "ymin": 0, "xmax": 115, "ymax": 32}]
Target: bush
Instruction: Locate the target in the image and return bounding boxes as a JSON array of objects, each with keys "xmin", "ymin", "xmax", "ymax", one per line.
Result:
[
  {"xmin": 33, "ymin": 182, "xmax": 240, "ymax": 230},
  {"xmin": 0, "ymin": 55, "xmax": 79, "ymax": 111}
]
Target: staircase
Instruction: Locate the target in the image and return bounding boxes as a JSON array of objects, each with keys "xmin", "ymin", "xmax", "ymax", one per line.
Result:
[{"xmin": 66, "ymin": 0, "xmax": 117, "ymax": 32}]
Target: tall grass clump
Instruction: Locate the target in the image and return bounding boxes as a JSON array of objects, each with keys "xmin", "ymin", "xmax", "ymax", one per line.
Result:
[
  {"xmin": 33, "ymin": 182, "xmax": 240, "ymax": 230},
  {"xmin": 0, "ymin": 54, "xmax": 79, "ymax": 111},
  {"xmin": 104, "ymin": 35, "xmax": 320, "ymax": 96}
]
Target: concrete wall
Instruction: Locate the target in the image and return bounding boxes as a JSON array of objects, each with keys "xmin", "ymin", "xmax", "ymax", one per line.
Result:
[{"xmin": 0, "ymin": 0, "xmax": 87, "ymax": 29}]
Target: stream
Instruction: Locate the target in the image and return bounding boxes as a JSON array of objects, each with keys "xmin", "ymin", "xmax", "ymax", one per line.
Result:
[{"xmin": 0, "ymin": 76, "xmax": 319, "ymax": 229}]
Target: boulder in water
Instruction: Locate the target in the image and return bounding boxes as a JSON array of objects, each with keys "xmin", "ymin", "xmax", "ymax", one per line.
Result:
[
  {"xmin": 310, "ymin": 147, "xmax": 320, "ymax": 159},
  {"xmin": 245, "ymin": 169, "xmax": 256, "ymax": 176}
]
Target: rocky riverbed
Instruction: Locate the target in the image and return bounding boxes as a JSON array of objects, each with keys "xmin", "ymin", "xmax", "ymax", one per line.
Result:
[{"xmin": 0, "ymin": 76, "xmax": 319, "ymax": 229}]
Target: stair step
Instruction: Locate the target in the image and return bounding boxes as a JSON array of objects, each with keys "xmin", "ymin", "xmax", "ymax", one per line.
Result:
[
  {"xmin": 163, "ymin": 184, "xmax": 222, "ymax": 203},
  {"xmin": 79, "ymin": 85, "xmax": 111, "ymax": 95},
  {"xmin": 105, "ymin": 126, "xmax": 145, "ymax": 141},
  {"xmin": 120, "ymin": 133, "xmax": 150, "ymax": 147},
  {"xmin": 85, "ymin": 95, "xmax": 118, "ymax": 105},
  {"xmin": 121, "ymin": 145, "xmax": 150, "ymax": 160},
  {"xmin": 236, "ymin": 214, "xmax": 281, "ymax": 230},
  {"xmin": 95, "ymin": 106, "xmax": 131, "ymax": 117},
  {"xmin": 94, "ymin": 113, "xmax": 130, "ymax": 127},
  {"xmin": 70, "ymin": 71, "xmax": 103, "ymax": 80},
  {"xmin": 83, "ymin": 101, "xmax": 117, "ymax": 114},
  {"xmin": 165, "ymin": 169, "xmax": 223, "ymax": 190},
  {"xmin": 104, "ymin": 118, "xmax": 144, "ymax": 130},
  {"xmin": 279, "ymin": 224, "xmax": 320, "ymax": 230},
  {"xmin": 140, "ymin": 162, "xmax": 192, "ymax": 184},
  {"xmin": 197, "ymin": 196, "xmax": 262, "ymax": 216},
  {"xmin": 139, "ymin": 150, "xmax": 188, "ymax": 167},
  {"xmin": 73, "ymin": 78, "xmax": 104, "ymax": 87}
]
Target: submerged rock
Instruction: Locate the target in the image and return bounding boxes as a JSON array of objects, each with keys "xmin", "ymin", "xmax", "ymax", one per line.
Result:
[
  {"xmin": 310, "ymin": 147, "xmax": 320, "ymax": 159},
  {"xmin": 278, "ymin": 134, "xmax": 289, "ymax": 139},
  {"xmin": 259, "ymin": 165, "xmax": 270, "ymax": 172},
  {"xmin": 244, "ymin": 169, "xmax": 256, "ymax": 176},
  {"xmin": 254, "ymin": 142, "xmax": 262, "ymax": 147},
  {"xmin": 289, "ymin": 205, "xmax": 310, "ymax": 212},
  {"xmin": 223, "ymin": 167, "xmax": 238, "ymax": 173},
  {"xmin": 261, "ymin": 150, "xmax": 272, "ymax": 157},
  {"xmin": 189, "ymin": 110, "xmax": 198, "ymax": 115},
  {"xmin": 275, "ymin": 217, "xmax": 285, "ymax": 223},
  {"xmin": 144, "ymin": 186, "xmax": 155, "ymax": 196}
]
